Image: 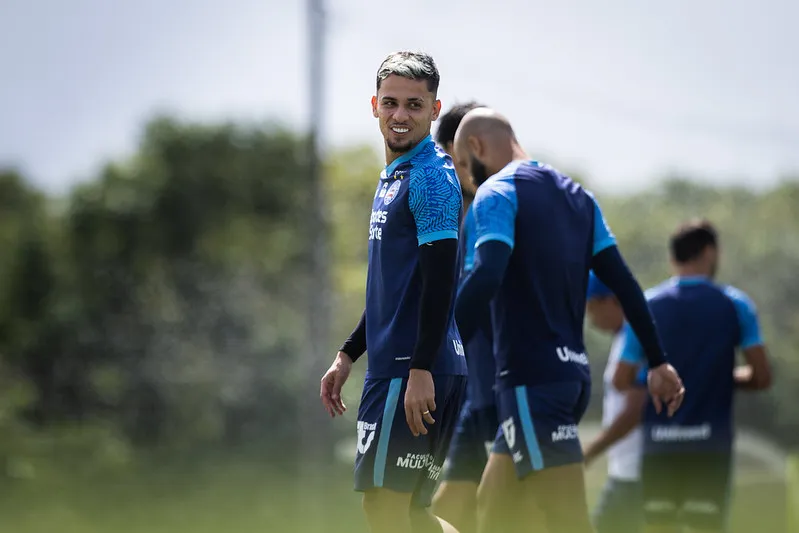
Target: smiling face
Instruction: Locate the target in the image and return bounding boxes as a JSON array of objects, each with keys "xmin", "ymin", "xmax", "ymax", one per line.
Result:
[{"xmin": 372, "ymin": 74, "xmax": 441, "ymax": 160}]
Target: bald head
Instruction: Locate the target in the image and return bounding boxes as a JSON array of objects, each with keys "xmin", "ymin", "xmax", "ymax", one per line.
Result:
[
  {"xmin": 453, "ymin": 107, "xmax": 515, "ymax": 153},
  {"xmin": 453, "ymin": 107, "xmax": 525, "ymax": 187}
]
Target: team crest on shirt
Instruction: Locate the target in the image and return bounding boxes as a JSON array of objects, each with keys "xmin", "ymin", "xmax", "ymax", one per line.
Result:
[{"xmin": 383, "ymin": 180, "xmax": 402, "ymax": 206}]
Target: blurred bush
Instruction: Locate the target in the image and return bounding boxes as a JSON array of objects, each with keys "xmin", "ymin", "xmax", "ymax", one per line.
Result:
[{"xmin": 0, "ymin": 115, "xmax": 797, "ymax": 485}]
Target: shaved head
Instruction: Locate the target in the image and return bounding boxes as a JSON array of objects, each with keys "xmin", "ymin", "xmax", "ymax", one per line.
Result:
[
  {"xmin": 453, "ymin": 107, "xmax": 525, "ymax": 187},
  {"xmin": 453, "ymin": 107, "xmax": 515, "ymax": 153}
]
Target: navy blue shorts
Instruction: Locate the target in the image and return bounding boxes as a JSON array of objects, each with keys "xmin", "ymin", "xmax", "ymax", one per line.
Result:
[
  {"xmin": 641, "ymin": 451, "xmax": 732, "ymax": 531},
  {"xmin": 441, "ymin": 401, "xmax": 499, "ymax": 483},
  {"xmin": 592, "ymin": 478, "xmax": 643, "ymax": 533},
  {"xmin": 354, "ymin": 375, "xmax": 467, "ymax": 507},
  {"xmin": 492, "ymin": 380, "xmax": 591, "ymax": 479}
]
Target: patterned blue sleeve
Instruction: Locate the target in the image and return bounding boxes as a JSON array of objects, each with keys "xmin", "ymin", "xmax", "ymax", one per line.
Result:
[
  {"xmin": 587, "ymin": 191, "xmax": 617, "ymax": 255},
  {"xmin": 619, "ymin": 321, "xmax": 646, "ymax": 365},
  {"xmin": 724, "ymin": 286, "xmax": 764, "ymax": 349},
  {"xmin": 472, "ymin": 177, "xmax": 518, "ymax": 250},
  {"xmin": 409, "ymin": 166, "xmax": 462, "ymax": 246}
]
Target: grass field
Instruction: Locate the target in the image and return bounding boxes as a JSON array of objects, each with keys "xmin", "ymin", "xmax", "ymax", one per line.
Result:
[{"xmin": 0, "ymin": 429, "xmax": 789, "ymax": 533}]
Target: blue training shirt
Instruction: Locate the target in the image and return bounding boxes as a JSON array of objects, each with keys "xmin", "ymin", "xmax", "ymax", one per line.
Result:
[
  {"xmin": 619, "ymin": 277, "xmax": 763, "ymax": 454},
  {"xmin": 459, "ymin": 204, "xmax": 496, "ymax": 408},
  {"xmin": 365, "ymin": 135, "xmax": 468, "ymax": 379},
  {"xmin": 471, "ymin": 160, "xmax": 617, "ymax": 389}
]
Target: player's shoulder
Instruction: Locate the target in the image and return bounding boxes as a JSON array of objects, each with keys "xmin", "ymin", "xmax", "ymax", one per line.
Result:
[
  {"xmin": 644, "ymin": 279, "xmax": 677, "ymax": 302},
  {"xmin": 474, "ymin": 162, "xmax": 521, "ymax": 202},
  {"xmin": 408, "ymin": 165, "xmax": 460, "ymax": 206},
  {"xmin": 473, "ymin": 179, "xmax": 517, "ymax": 217},
  {"xmin": 720, "ymin": 284, "xmax": 757, "ymax": 311}
]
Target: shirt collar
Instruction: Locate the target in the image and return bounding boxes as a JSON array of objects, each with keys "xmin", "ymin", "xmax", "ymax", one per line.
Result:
[
  {"xmin": 671, "ymin": 275, "xmax": 712, "ymax": 287},
  {"xmin": 383, "ymin": 135, "xmax": 433, "ymax": 177}
]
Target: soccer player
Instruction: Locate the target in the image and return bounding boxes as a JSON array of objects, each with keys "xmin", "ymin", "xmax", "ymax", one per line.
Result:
[
  {"xmin": 583, "ymin": 271, "xmax": 647, "ymax": 533},
  {"xmin": 614, "ymin": 219, "xmax": 772, "ymax": 533},
  {"xmin": 450, "ymin": 107, "xmax": 685, "ymax": 533},
  {"xmin": 431, "ymin": 102, "xmax": 499, "ymax": 533},
  {"xmin": 319, "ymin": 51, "xmax": 467, "ymax": 533}
]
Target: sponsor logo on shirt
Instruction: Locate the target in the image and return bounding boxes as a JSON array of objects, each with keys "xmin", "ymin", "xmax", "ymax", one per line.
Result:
[
  {"xmin": 369, "ymin": 209, "xmax": 388, "ymax": 241},
  {"xmin": 650, "ymin": 423, "xmax": 712, "ymax": 442},
  {"xmin": 556, "ymin": 346, "xmax": 589, "ymax": 366}
]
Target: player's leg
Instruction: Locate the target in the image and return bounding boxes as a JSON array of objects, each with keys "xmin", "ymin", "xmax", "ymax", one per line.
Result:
[
  {"xmin": 476, "ymin": 448, "xmax": 544, "ymax": 533},
  {"xmin": 432, "ymin": 481, "xmax": 477, "ymax": 532},
  {"xmin": 679, "ymin": 452, "xmax": 733, "ymax": 533},
  {"xmin": 592, "ymin": 477, "xmax": 644, "ymax": 533},
  {"xmin": 495, "ymin": 381, "xmax": 595, "ymax": 533},
  {"xmin": 433, "ymin": 404, "xmax": 495, "ymax": 533},
  {"xmin": 355, "ymin": 377, "xmax": 424, "ymax": 533},
  {"xmin": 641, "ymin": 452, "xmax": 683, "ymax": 533},
  {"xmin": 432, "ymin": 402, "xmax": 479, "ymax": 532},
  {"xmin": 407, "ymin": 374, "xmax": 468, "ymax": 533},
  {"xmin": 363, "ymin": 488, "xmax": 415, "ymax": 533}
]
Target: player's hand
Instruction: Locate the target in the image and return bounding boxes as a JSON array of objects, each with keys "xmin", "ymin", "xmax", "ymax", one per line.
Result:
[
  {"xmin": 647, "ymin": 363, "xmax": 685, "ymax": 417},
  {"xmin": 320, "ymin": 351, "xmax": 353, "ymax": 418},
  {"xmin": 405, "ymin": 369, "xmax": 436, "ymax": 437}
]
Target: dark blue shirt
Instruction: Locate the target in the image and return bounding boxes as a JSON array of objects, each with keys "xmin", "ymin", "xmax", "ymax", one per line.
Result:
[
  {"xmin": 620, "ymin": 277, "xmax": 763, "ymax": 454},
  {"xmin": 459, "ymin": 203, "xmax": 496, "ymax": 407},
  {"xmin": 365, "ymin": 135, "xmax": 468, "ymax": 379},
  {"xmin": 470, "ymin": 160, "xmax": 616, "ymax": 389}
]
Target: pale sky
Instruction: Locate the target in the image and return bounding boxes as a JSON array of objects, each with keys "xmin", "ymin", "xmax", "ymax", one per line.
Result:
[{"xmin": 1, "ymin": 0, "xmax": 797, "ymax": 195}]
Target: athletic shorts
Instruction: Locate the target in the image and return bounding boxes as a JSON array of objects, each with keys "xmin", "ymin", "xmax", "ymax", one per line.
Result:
[
  {"xmin": 641, "ymin": 451, "xmax": 732, "ymax": 531},
  {"xmin": 492, "ymin": 380, "xmax": 591, "ymax": 479},
  {"xmin": 441, "ymin": 400, "xmax": 499, "ymax": 483},
  {"xmin": 354, "ymin": 375, "xmax": 467, "ymax": 507},
  {"xmin": 592, "ymin": 477, "xmax": 643, "ymax": 533}
]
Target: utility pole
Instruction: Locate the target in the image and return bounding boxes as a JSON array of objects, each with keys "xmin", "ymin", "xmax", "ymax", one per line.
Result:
[{"xmin": 298, "ymin": 0, "xmax": 331, "ymax": 531}]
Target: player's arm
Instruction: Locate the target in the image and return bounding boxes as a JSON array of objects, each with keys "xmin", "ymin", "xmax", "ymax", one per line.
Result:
[
  {"xmin": 454, "ymin": 180, "xmax": 517, "ymax": 345},
  {"xmin": 338, "ymin": 309, "xmax": 366, "ymax": 363},
  {"xmin": 408, "ymin": 169, "xmax": 461, "ymax": 371},
  {"xmin": 726, "ymin": 288, "xmax": 772, "ymax": 390},
  {"xmin": 588, "ymin": 194, "xmax": 668, "ymax": 370},
  {"xmin": 613, "ymin": 322, "xmax": 648, "ymax": 391},
  {"xmin": 584, "ymin": 388, "xmax": 647, "ymax": 465}
]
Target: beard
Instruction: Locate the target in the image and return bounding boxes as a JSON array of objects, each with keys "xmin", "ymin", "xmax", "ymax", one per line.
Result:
[
  {"xmin": 470, "ymin": 155, "xmax": 490, "ymax": 186},
  {"xmin": 386, "ymin": 137, "xmax": 415, "ymax": 153}
]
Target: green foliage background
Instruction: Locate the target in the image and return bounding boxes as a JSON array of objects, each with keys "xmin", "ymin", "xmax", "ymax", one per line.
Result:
[{"xmin": 0, "ymin": 116, "xmax": 796, "ymax": 532}]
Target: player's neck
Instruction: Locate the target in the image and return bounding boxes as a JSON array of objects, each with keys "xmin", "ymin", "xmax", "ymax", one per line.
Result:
[
  {"xmin": 674, "ymin": 264, "xmax": 712, "ymax": 279},
  {"xmin": 463, "ymin": 195, "xmax": 474, "ymax": 212},
  {"xmin": 492, "ymin": 144, "xmax": 529, "ymax": 175},
  {"xmin": 511, "ymin": 143, "xmax": 528, "ymax": 161}
]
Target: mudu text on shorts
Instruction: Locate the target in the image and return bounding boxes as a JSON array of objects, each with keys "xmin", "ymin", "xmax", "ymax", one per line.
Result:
[
  {"xmin": 551, "ymin": 424, "xmax": 579, "ymax": 442},
  {"xmin": 396, "ymin": 453, "xmax": 442, "ymax": 480}
]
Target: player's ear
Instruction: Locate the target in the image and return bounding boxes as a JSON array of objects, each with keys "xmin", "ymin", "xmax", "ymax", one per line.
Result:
[
  {"xmin": 432, "ymin": 99, "xmax": 441, "ymax": 120},
  {"xmin": 371, "ymin": 96, "xmax": 379, "ymax": 118},
  {"xmin": 467, "ymin": 135, "xmax": 482, "ymax": 158}
]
